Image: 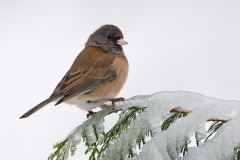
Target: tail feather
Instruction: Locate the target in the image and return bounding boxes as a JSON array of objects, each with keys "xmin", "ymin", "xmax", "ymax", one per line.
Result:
[{"xmin": 19, "ymin": 95, "xmax": 60, "ymax": 119}]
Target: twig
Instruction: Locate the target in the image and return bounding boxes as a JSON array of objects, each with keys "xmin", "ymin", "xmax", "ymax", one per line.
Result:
[{"xmin": 170, "ymin": 107, "xmax": 231, "ymax": 122}]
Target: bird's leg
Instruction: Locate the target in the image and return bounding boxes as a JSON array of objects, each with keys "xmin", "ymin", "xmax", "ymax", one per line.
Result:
[
  {"xmin": 108, "ymin": 97, "xmax": 125, "ymax": 111},
  {"xmin": 87, "ymin": 97, "xmax": 124, "ymax": 118},
  {"xmin": 87, "ymin": 111, "xmax": 96, "ymax": 118},
  {"xmin": 96, "ymin": 97, "xmax": 125, "ymax": 111}
]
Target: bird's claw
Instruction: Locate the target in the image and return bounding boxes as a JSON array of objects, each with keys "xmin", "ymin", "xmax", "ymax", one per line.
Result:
[{"xmin": 87, "ymin": 111, "xmax": 96, "ymax": 118}]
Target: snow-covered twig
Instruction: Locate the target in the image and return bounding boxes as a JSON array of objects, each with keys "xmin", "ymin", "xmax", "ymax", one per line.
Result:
[{"xmin": 48, "ymin": 91, "xmax": 240, "ymax": 160}]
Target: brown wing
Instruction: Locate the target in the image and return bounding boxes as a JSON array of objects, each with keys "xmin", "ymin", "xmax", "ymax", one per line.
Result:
[{"xmin": 50, "ymin": 47, "xmax": 117, "ymax": 105}]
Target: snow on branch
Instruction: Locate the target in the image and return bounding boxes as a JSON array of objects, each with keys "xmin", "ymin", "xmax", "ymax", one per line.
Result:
[{"xmin": 48, "ymin": 91, "xmax": 240, "ymax": 160}]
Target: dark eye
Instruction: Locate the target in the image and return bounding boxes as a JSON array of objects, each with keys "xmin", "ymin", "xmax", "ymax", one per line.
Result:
[{"xmin": 107, "ymin": 35, "xmax": 112, "ymax": 39}]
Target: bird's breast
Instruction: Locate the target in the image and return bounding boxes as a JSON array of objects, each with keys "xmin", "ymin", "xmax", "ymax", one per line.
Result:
[
  {"xmin": 109, "ymin": 55, "xmax": 129, "ymax": 96},
  {"xmin": 90, "ymin": 54, "xmax": 128, "ymax": 99}
]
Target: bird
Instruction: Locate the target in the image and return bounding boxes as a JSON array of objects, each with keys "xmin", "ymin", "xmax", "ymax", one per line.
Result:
[{"xmin": 20, "ymin": 24, "xmax": 128, "ymax": 119}]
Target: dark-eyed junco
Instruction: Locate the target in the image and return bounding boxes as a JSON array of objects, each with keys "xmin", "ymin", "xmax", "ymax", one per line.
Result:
[{"xmin": 20, "ymin": 24, "xmax": 128, "ymax": 119}]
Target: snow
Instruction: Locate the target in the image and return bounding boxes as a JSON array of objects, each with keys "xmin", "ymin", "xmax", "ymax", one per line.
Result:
[
  {"xmin": 185, "ymin": 118, "xmax": 240, "ymax": 160},
  {"xmin": 114, "ymin": 91, "xmax": 240, "ymax": 159},
  {"xmin": 56, "ymin": 91, "xmax": 240, "ymax": 160}
]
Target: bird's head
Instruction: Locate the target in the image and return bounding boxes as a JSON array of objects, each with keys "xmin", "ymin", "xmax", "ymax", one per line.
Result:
[{"xmin": 86, "ymin": 24, "xmax": 128, "ymax": 54}]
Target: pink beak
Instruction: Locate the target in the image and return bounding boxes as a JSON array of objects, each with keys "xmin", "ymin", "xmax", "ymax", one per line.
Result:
[{"xmin": 117, "ymin": 38, "xmax": 128, "ymax": 45}]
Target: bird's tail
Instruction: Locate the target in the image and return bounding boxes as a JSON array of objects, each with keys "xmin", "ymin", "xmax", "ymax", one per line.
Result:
[{"xmin": 19, "ymin": 95, "xmax": 61, "ymax": 119}]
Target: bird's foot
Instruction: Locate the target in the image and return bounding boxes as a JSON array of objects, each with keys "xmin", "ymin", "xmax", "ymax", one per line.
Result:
[
  {"xmin": 108, "ymin": 97, "xmax": 125, "ymax": 111},
  {"xmin": 87, "ymin": 111, "xmax": 96, "ymax": 118}
]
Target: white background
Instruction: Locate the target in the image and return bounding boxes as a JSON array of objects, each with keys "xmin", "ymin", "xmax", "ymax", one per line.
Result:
[{"xmin": 1, "ymin": 0, "xmax": 240, "ymax": 159}]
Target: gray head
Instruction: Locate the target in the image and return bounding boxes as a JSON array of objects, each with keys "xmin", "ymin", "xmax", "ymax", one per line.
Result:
[{"xmin": 86, "ymin": 25, "xmax": 128, "ymax": 54}]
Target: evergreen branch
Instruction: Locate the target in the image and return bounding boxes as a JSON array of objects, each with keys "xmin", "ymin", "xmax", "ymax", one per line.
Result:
[
  {"xmin": 100, "ymin": 106, "xmax": 146, "ymax": 152},
  {"xmin": 48, "ymin": 106, "xmax": 112, "ymax": 160},
  {"xmin": 48, "ymin": 139, "xmax": 68, "ymax": 160},
  {"xmin": 45, "ymin": 91, "xmax": 240, "ymax": 160},
  {"xmin": 238, "ymin": 150, "xmax": 240, "ymax": 160},
  {"xmin": 161, "ymin": 110, "xmax": 227, "ymax": 158},
  {"xmin": 86, "ymin": 106, "xmax": 146, "ymax": 160},
  {"xmin": 232, "ymin": 145, "xmax": 240, "ymax": 160},
  {"xmin": 128, "ymin": 142, "xmax": 134, "ymax": 158},
  {"xmin": 48, "ymin": 99, "xmax": 236, "ymax": 159},
  {"xmin": 161, "ymin": 112, "xmax": 189, "ymax": 159},
  {"xmin": 181, "ymin": 138, "xmax": 189, "ymax": 157},
  {"xmin": 161, "ymin": 112, "xmax": 187, "ymax": 131},
  {"xmin": 195, "ymin": 133, "xmax": 200, "ymax": 147},
  {"xmin": 135, "ymin": 129, "xmax": 153, "ymax": 151},
  {"xmin": 237, "ymin": 148, "xmax": 240, "ymax": 160},
  {"xmin": 204, "ymin": 121, "xmax": 224, "ymax": 142}
]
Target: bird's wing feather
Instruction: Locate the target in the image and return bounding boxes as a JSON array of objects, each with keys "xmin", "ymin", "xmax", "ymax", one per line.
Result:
[{"xmin": 51, "ymin": 52, "xmax": 117, "ymax": 105}]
